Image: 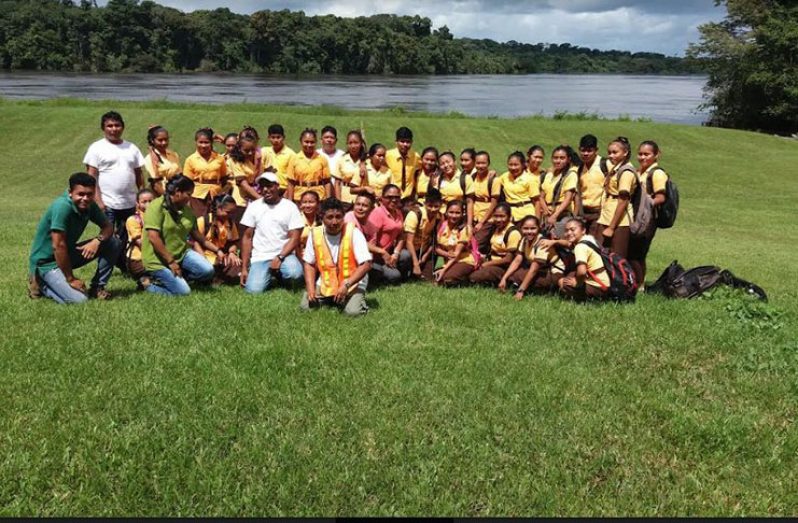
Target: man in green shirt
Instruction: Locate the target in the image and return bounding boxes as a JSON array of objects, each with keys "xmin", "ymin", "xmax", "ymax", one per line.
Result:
[{"xmin": 28, "ymin": 173, "xmax": 121, "ymax": 304}]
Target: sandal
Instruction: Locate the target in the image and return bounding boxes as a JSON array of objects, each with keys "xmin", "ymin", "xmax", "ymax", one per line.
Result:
[{"xmin": 89, "ymin": 287, "xmax": 112, "ymax": 300}]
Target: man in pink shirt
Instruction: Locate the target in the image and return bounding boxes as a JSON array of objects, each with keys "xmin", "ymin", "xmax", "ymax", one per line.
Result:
[{"xmin": 366, "ymin": 184, "xmax": 411, "ymax": 285}]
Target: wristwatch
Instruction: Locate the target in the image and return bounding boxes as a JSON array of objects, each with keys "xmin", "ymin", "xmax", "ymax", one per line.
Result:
[{"xmin": 277, "ymin": 254, "xmax": 286, "ymax": 262}]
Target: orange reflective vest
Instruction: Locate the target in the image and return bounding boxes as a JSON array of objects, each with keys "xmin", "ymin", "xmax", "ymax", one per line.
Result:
[{"xmin": 311, "ymin": 222, "xmax": 359, "ymax": 297}]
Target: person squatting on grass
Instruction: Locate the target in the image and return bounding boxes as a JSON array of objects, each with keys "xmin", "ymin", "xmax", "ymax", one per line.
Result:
[
  {"xmin": 141, "ymin": 175, "xmax": 223, "ymax": 296},
  {"xmin": 125, "ymin": 188, "xmax": 155, "ymax": 289},
  {"xmin": 301, "ymin": 197, "xmax": 373, "ymax": 316},
  {"xmin": 239, "ymin": 171, "xmax": 305, "ymax": 294},
  {"xmin": 193, "ymin": 193, "xmax": 243, "ymax": 285},
  {"xmin": 499, "ymin": 215, "xmax": 568, "ymax": 300},
  {"xmin": 28, "ymin": 172, "xmax": 122, "ymax": 304}
]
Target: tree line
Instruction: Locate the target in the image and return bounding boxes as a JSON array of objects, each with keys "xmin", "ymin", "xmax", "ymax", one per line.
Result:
[{"xmin": 0, "ymin": 0, "xmax": 702, "ymax": 75}]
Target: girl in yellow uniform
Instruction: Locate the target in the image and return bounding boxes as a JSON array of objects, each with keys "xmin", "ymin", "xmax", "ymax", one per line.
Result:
[
  {"xmin": 286, "ymin": 128, "xmax": 332, "ymax": 203},
  {"xmin": 362, "ymin": 143, "xmax": 393, "ymax": 199},
  {"xmin": 432, "ymin": 151, "xmax": 475, "ymax": 226},
  {"xmin": 499, "ymin": 151, "xmax": 540, "ymax": 224},
  {"xmin": 144, "ymin": 126, "xmax": 181, "ymax": 196},
  {"xmin": 296, "ymin": 191, "xmax": 321, "ymax": 260},
  {"xmin": 629, "ymin": 140, "xmax": 669, "ymax": 286},
  {"xmin": 540, "ymin": 145, "xmax": 579, "ymax": 238},
  {"xmin": 183, "ymin": 127, "xmax": 227, "ymax": 218},
  {"xmin": 193, "ymin": 194, "xmax": 242, "ymax": 284},
  {"xmin": 499, "ymin": 215, "xmax": 567, "ymax": 299},
  {"xmin": 434, "ymin": 200, "xmax": 476, "ymax": 286},
  {"xmin": 559, "ymin": 218, "xmax": 610, "ymax": 301},
  {"xmin": 526, "ymin": 145, "xmax": 546, "ymax": 185},
  {"xmin": 414, "ymin": 146, "xmax": 440, "ymax": 205},
  {"xmin": 125, "ymin": 188, "xmax": 155, "ymax": 289},
  {"xmin": 227, "ymin": 131, "xmax": 262, "ymax": 225},
  {"xmin": 597, "ymin": 137, "xmax": 637, "ymax": 258},
  {"xmin": 472, "ymin": 151, "xmax": 501, "ymax": 229},
  {"xmin": 333, "ymin": 130, "xmax": 368, "ymax": 208},
  {"xmin": 468, "ymin": 203, "xmax": 522, "ymax": 287},
  {"xmin": 459, "ymin": 148, "xmax": 477, "ymax": 177}
]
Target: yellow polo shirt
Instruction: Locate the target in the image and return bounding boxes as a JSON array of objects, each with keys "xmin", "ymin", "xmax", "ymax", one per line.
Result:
[
  {"xmin": 526, "ymin": 166, "xmax": 544, "ymax": 190},
  {"xmin": 227, "ymin": 157, "xmax": 260, "ymax": 207},
  {"xmin": 196, "ymin": 215, "xmax": 239, "ymax": 265},
  {"xmin": 472, "ymin": 173, "xmax": 502, "ymax": 223},
  {"xmin": 183, "ymin": 151, "xmax": 227, "ymax": 200},
  {"xmin": 520, "ymin": 236, "xmax": 566, "ymax": 274},
  {"xmin": 365, "ymin": 160, "xmax": 392, "ymax": 197},
  {"xmin": 287, "ymin": 151, "xmax": 330, "ymax": 202},
  {"xmin": 438, "ymin": 171, "xmax": 475, "ymax": 204},
  {"xmin": 499, "ymin": 171, "xmax": 540, "ymax": 222},
  {"xmin": 144, "ymin": 149, "xmax": 181, "ymax": 193},
  {"xmin": 489, "ymin": 223, "xmax": 522, "ymax": 260},
  {"xmin": 541, "ymin": 168, "xmax": 578, "ymax": 212},
  {"xmin": 437, "ymin": 222, "xmax": 475, "ymax": 266},
  {"xmin": 263, "ymin": 145, "xmax": 296, "ymax": 189},
  {"xmin": 640, "ymin": 163, "xmax": 668, "ymax": 195},
  {"xmin": 578, "ymin": 156, "xmax": 607, "ymax": 209},
  {"xmin": 125, "ymin": 213, "xmax": 144, "ymax": 261},
  {"xmin": 599, "ymin": 164, "xmax": 638, "ymax": 227},
  {"xmin": 385, "ymin": 148, "xmax": 420, "ymax": 199},
  {"xmin": 404, "ymin": 206, "xmax": 438, "ymax": 253},
  {"xmin": 575, "ymin": 237, "xmax": 610, "ymax": 288},
  {"xmin": 415, "ymin": 169, "xmax": 433, "ymax": 203},
  {"xmin": 333, "ymin": 153, "xmax": 364, "ymax": 204}
]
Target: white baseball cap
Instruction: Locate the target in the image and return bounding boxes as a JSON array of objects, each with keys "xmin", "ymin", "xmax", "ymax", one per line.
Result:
[{"xmin": 256, "ymin": 171, "xmax": 279, "ymax": 184}]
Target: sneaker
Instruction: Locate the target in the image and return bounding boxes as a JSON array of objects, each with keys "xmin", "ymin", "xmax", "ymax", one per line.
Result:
[
  {"xmin": 88, "ymin": 286, "xmax": 112, "ymax": 300},
  {"xmin": 27, "ymin": 275, "xmax": 42, "ymax": 299}
]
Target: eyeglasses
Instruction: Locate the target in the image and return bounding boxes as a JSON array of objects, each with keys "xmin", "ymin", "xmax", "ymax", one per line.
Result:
[{"xmin": 383, "ymin": 195, "xmax": 401, "ymax": 200}]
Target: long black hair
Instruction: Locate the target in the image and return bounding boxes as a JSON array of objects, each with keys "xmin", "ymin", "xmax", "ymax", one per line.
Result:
[{"xmin": 163, "ymin": 174, "xmax": 194, "ymax": 222}]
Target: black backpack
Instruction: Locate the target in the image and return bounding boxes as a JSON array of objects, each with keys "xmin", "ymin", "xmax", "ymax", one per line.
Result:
[
  {"xmin": 579, "ymin": 240, "xmax": 638, "ymax": 302},
  {"xmin": 649, "ymin": 169, "xmax": 679, "ymax": 229},
  {"xmin": 648, "ymin": 261, "xmax": 767, "ymax": 301}
]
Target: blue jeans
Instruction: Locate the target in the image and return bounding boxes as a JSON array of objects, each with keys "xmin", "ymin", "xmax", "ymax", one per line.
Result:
[
  {"xmin": 244, "ymin": 254, "xmax": 303, "ymax": 294},
  {"xmin": 147, "ymin": 250, "xmax": 215, "ymax": 296},
  {"xmin": 38, "ymin": 236, "xmax": 122, "ymax": 305}
]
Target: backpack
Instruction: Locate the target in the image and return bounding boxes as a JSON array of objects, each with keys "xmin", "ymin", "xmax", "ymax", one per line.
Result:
[
  {"xmin": 646, "ymin": 168, "xmax": 680, "ymax": 229},
  {"xmin": 579, "ymin": 240, "xmax": 638, "ymax": 301},
  {"xmin": 482, "ymin": 225, "xmax": 520, "ymax": 258},
  {"xmin": 648, "ymin": 261, "xmax": 766, "ymax": 301},
  {"xmin": 616, "ymin": 165, "xmax": 656, "ymax": 240}
]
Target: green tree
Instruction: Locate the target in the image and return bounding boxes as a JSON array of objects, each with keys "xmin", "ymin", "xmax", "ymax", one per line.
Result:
[{"xmin": 687, "ymin": 0, "xmax": 798, "ymax": 134}]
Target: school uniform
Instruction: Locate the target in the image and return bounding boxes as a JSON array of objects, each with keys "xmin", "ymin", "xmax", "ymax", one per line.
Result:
[
  {"xmin": 499, "ymin": 171, "xmax": 539, "ymax": 223},
  {"xmin": 385, "ymin": 148, "xmax": 420, "ymax": 201},
  {"xmin": 436, "ymin": 171, "xmax": 475, "ymax": 205},
  {"xmin": 183, "ymin": 151, "xmax": 227, "ymax": 218},
  {"xmin": 196, "ymin": 215, "xmax": 241, "ymax": 282},
  {"xmin": 540, "ymin": 167, "xmax": 578, "ymax": 237},
  {"xmin": 578, "ymin": 156, "xmax": 608, "ymax": 235},
  {"xmin": 227, "ymin": 157, "xmax": 261, "ymax": 225},
  {"xmin": 560, "ymin": 235, "xmax": 609, "ymax": 301},
  {"xmin": 436, "ymin": 221, "xmax": 476, "ymax": 286},
  {"xmin": 469, "ymin": 223, "xmax": 522, "ymax": 286},
  {"xmin": 402, "ymin": 206, "xmax": 439, "ymax": 281},
  {"xmin": 628, "ymin": 163, "xmax": 668, "ymax": 262},
  {"xmin": 287, "ymin": 151, "xmax": 331, "ymax": 202},
  {"xmin": 262, "ymin": 145, "xmax": 295, "ymax": 190},
  {"xmin": 144, "ymin": 149, "xmax": 181, "ymax": 194},
  {"xmin": 333, "ymin": 153, "xmax": 364, "ymax": 204},
  {"xmin": 124, "ymin": 212, "xmax": 147, "ymax": 279},
  {"xmin": 364, "ymin": 160, "xmax": 392, "ymax": 199},
  {"xmin": 597, "ymin": 163, "xmax": 637, "ymax": 258},
  {"xmin": 509, "ymin": 235, "xmax": 567, "ymax": 293}
]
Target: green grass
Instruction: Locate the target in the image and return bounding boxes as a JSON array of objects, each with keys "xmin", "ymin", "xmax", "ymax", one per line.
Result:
[{"xmin": 1, "ymin": 98, "xmax": 797, "ymax": 516}]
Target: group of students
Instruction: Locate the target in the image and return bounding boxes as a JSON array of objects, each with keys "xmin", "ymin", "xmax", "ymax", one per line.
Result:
[{"xmin": 27, "ymin": 111, "xmax": 674, "ymax": 314}]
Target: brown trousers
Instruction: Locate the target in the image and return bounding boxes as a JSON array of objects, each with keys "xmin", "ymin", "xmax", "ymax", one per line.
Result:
[
  {"xmin": 559, "ymin": 271, "xmax": 609, "ymax": 301},
  {"xmin": 597, "ymin": 224, "xmax": 631, "ymax": 259},
  {"xmin": 582, "ymin": 207, "xmax": 602, "ymax": 237},
  {"xmin": 126, "ymin": 258, "xmax": 147, "ymax": 279},
  {"xmin": 214, "ymin": 261, "xmax": 242, "ymax": 283},
  {"xmin": 403, "ymin": 249, "xmax": 436, "ymax": 282},
  {"xmin": 510, "ymin": 268, "xmax": 562, "ymax": 293},
  {"xmin": 438, "ymin": 262, "xmax": 474, "ymax": 286},
  {"xmin": 469, "ymin": 264, "xmax": 507, "ymax": 287}
]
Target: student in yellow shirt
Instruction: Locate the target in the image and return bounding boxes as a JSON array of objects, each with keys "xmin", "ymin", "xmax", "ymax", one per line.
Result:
[
  {"xmin": 469, "ymin": 203, "xmax": 522, "ymax": 287},
  {"xmin": 414, "ymin": 146, "xmax": 440, "ymax": 205},
  {"xmin": 296, "ymin": 191, "xmax": 321, "ymax": 260},
  {"xmin": 434, "ymin": 200, "xmax": 476, "ymax": 286},
  {"xmin": 576, "ymin": 134, "xmax": 607, "ymax": 236},
  {"xmin": 472, "ymin": 150, "xmax": 502, "ymax": 233},
  {"xmin": 597, "ymin": 137, "xmax": 637, "ymax": 258},
  {"xmin": 432, "ymin": 151, "xmax": 475, "ymax": 226},
  {"xmin": 499, "ymin": 151, "xmax": 540, "ymax": 223},
  {"xmin": 540, "ymin": 145, "xmax": 579, "ymax": 238},
  {"xmin": 183, "ymin": 127, "xmax": 228, "ymax": 219},
  {"xmin": 629, "ymin": 140, "xmax": 669, "ymax": 286},
  {"xmin": 362, "ymin": 143, "xmax": 393, "ymax": 198},
  {"xmin": 193, "ymin": 194, "xmax": 242, "ymax": 284},
  {"xmin": 499, "ymin": 215, "xmax": 567, "ymax": 299},
  {"xmin": 263, "ymin": 124, "xmax": 296, "ymax": 193},
  {"xmin": 459, "ymin": 148, "xmax": 477, "ymax": 176},
  {"xmin": 526, "ymin": 145, "xmax": 546, "ymax": 184},
  {"xmin": 559, "ymin": 218, "xmax": 610, "ymax": 301},
  {"xmin": 222, "ymin": 132, "xmax": 238, "ymax": 156},
  {"xmin": 333, "ymin": 130, "xmax": 368, "ymax": 207},
  {"xmin": 227, "ymin": 132, "xmax": 263, "ymax": 225},
  {"xmin": 402, "ymin": 188, "xmax": 443, "ymax": 281},
  {"xmin": 144, "ymin": 125, "xmax": 181, "ymax": 196},
  {"xmin": 125, "ymin": 188, "xmax": 155, "ymax": 289},
  {"xmin": 384, "ymin": 126, "xmax": 420, "ymax": 206},
  {"xmin": 285, "ymin": 128, "xmax": 332, "ymax": 203}
]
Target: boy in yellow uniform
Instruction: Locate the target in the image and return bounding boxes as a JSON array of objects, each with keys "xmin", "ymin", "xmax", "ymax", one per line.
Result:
[
  {"xmin": 262, "ymin": 124, "xmax": 296, "ymax": 193},
  {"xmin": 384, "ymin": 127, "xmax": 420, "ymax": 206},
  {"xmin": 402, "ymin": 188, "xmax": 443, "ymax": 281},
  {"xmin": 576, "ymin": 134, "xmax": 607, "ymax": 235}
]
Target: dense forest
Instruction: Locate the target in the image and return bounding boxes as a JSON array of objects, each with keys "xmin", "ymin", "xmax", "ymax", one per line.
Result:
[{"xmin": 0, "ymin": 0, "xmax": 703, "ymax": 75}]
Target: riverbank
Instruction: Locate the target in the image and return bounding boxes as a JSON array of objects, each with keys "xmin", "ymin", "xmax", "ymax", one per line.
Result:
[{"xmin": 1, "ymin": 99, "xmax": 796, "ymax": 516}]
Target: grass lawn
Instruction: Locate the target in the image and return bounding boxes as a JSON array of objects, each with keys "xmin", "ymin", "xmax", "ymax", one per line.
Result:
[{"xmin": 1, "ymin": 98, "xmax": 797, "ymax": 516}]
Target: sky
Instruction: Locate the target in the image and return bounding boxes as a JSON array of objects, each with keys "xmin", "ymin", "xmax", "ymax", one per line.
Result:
[{"xmin": 114, "ymin": 1, "xmax": 725, "ymax": 56}]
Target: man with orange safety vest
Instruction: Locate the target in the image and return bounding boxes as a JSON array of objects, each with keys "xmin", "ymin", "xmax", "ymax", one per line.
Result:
[{"xmin": 301, "ymin": 197, "xmax": 373, "ymax": 316}]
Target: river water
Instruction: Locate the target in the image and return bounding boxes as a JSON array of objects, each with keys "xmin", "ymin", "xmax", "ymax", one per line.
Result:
[{"xmin": 0, "ymin": 72, "xmax": 708, "ymax": 125}]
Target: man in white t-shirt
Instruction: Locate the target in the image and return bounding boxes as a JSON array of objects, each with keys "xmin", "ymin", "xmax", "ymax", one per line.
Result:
[
  {"xmin": 317, "ymin": 125, "xmax": 345, "ymax": 176},
  {"xmin": 301, "ymin": 197, "xmax": 373, "ymax": 316},
  {"xmin": 82, "ymin": 111, "xmax": 145, "ymax": 270},
  {"xmin": 240, "ymin": 171, "xmax": 304, "ymax": 293}
]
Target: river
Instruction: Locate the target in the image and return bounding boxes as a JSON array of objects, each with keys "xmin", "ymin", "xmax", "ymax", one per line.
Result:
[{"xmin": 0, "ymin": 72, "xmax": 708, "ymax": 125}]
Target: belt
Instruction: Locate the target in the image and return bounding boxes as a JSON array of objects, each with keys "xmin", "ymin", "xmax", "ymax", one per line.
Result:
[
  {"xmin": 582, "ymin": 206, "xmax": 601, "ymax": 213},
  {"xmin": 507, "ymin": 200, "xmax": 534, "ymax": 207},
  {"xmin": 474, "ymin": 196, "xmax": 492, "ymax": 203},
  {"xmin": 296, "ymin": 178, "xmax": 329, "ymax": 188}
]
